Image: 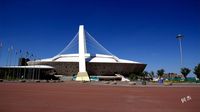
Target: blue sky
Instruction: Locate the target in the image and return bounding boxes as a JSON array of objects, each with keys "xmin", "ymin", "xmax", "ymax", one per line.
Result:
[{"xmin": 0, "ymin": 0, "xmax": 200, "ymax": 76}]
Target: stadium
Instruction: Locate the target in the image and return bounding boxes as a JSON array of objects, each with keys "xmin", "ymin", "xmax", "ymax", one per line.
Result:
[{"xmin": 27, "ymin": 25, "xmax": 146, "ymax": 80}]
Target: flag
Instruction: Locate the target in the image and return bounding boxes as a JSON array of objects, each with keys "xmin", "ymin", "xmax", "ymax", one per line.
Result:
[
  {"xmin": 15, "ymin": 49, "xmax": 18, "ymax": 55},
  {"xmin": 10, "ymin": 46, "xmax": 13, "ymax": 50},
  {"xmin": 19, "ymin": 49, "xmax": 22, "ymax": 57},
  {"xmin": 26, "ymin": 51, "xmax": 29, "ymax": 57}
]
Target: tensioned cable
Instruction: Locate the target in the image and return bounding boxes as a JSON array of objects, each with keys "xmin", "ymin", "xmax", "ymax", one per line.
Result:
[
  {"xmin": 57, "ymin": 30, "xmax": 116, "ymax": 58},
  {"xmin": 85, "ymin": 31, "xmax": 113, "ymax": 56},
  {"xmin": 57, "ymin": 33, "xmax": 78, "ymax": 55}
]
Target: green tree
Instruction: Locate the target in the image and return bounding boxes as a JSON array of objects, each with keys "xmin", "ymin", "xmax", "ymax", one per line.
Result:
[
  {"xmin": 129, "ymin": 73, "xmax": 138, "ymax": 81},
  {"xmin": 181, "ymin": 67, "xmax": 191, "ymax": 79},
  {"xmin": 157, "ymin": 69, "xmax": 165, "ymax": 78},
  {"xmin": 194, "ymin": 64, "xmax": 200, "ymax": 79}
]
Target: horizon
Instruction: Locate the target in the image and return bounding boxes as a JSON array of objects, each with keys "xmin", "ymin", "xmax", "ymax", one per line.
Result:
[{"xmin": 0, "ymin": 0, "xmax": 200, "ymax": 77}]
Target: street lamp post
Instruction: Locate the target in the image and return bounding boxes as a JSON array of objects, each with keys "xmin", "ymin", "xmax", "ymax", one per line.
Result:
[{"xmin": 176, "ymin": 34, "xmax": 184, "ymax": 67}]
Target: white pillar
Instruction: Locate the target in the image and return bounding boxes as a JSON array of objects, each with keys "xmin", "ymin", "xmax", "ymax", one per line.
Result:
[
  {"xmin": 78, "ymin": 25, "xmax": 86, "ymax": 72},
  {"xmin": 76, "ymin": 25, "xmax": 90, "ymax": 81}
]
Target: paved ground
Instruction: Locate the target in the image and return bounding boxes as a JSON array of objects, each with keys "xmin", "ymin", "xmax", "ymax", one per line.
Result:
[{"xmin": 0, "ymin": 81, "xmax": 200, "ymax": 112}]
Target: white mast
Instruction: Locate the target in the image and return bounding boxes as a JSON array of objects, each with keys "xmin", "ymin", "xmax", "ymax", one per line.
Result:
[
  {"xmin": 76, "ymin": 25, "xmax": 90, "ymax": 81},
  {"xmin": 78, "ymin": 25, "xmax": 86, "ymax": 72}
]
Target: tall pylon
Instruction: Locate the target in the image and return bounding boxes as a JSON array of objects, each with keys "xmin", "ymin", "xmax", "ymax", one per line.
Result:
[{"xmin": 76, "ymin": 25, "xmax": 90, "ymax": 81}]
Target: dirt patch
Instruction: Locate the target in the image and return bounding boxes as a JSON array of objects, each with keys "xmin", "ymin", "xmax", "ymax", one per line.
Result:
[{"xmin": 0, "ymin": 82, "xmax": 199, "ymax": 112}]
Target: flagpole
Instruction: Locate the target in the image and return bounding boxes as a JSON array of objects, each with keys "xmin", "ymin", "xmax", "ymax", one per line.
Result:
[
  {"xmin": 31, "ymin": 54, "xmax": 35, "ymax": 80},
  {"xmin": 12, "ymin": 49, "xmax": 16, "ymax": 80},
  {"xmin": 13, "ymin": 49, "xmax": 18, "ymax": 80},
  {"xmin": 0, "ymin": 42, "xmax": 2, "ymax": 64},
  {"xmin": 19, "ymin": 50, "xmax": 22, "ymax": 79},
  {"xmin": 10, "ymin": 46, "xmax": 14, "ymax": 79},
  {"xmin": 15, "ymin": 49, "xmax": 19, "ymax": 80},
  {"xmin": 24, "ymin": 51, "xmax": 29, "ymax": 80},
  {"xmin": 7, "ymin": 47, "xmax": 11, "ymax": 79},
  {"xmin": 9, "ymin": 46, "xmax": 13, "ymax": 66}
]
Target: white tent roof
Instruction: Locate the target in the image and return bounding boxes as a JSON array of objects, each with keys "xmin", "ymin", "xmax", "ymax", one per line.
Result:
[
  {"xmin": 35, "ymin": 53, "xmax": 140, "ymax": 64},
  {"xmin": 0, "ymin": 65, "xmax": 54, "ymax": 69}
]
